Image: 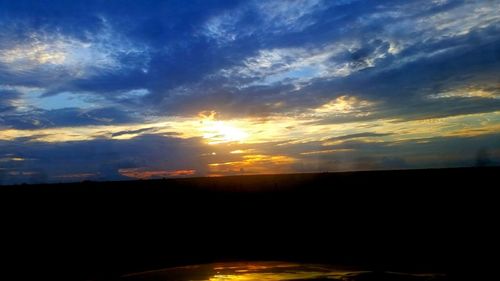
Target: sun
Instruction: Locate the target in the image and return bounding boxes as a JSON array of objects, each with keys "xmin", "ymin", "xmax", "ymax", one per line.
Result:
[
  {"xmin": 201, "ymin": 120, "xmax": 249, "ymax": 144},
  {"xmin": 198, "ymin": 111, "xmax": 249, "ymax": 144}
]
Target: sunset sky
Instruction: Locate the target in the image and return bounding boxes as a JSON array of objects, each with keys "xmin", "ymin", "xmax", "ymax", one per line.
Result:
[{"xmin": 1, "ymin": 0, "xmax": 499, "ymax": 184}]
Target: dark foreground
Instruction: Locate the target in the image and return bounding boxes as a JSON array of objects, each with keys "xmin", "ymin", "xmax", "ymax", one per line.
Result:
[{"xmin": 0, "ymin": 167, "xmax": 497, "ymax": 280}]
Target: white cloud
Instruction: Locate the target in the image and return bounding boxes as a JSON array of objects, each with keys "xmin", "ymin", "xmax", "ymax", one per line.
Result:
[
  {"xmin": 254, "ymin": 0, "xmax": 326, "ymax": 32},
  {"xmin": 0, "ymin": 21, "xmax": 150, "ymax": 79},
  {"xmin": 201, "ymin": 10, "xmax": 245, "ymax": 45},
  {"xmin": 0, "ymin": 85, "xmax": 45, "ymax": 95},
  {"xmin": 221, "ymin": 44, "xmax": 341, "ymax": 84},
  {"xmin": 0, "ymin": 85, "xmax": 150, "ymax": 112},
  {"xmin": 116, "ymin": 89, "xmax": 150, "ymax": 100},
  {"xmin": 0, "ymin": 84, "xmax": 46, "ymax": 112},
  {"xmin": 220, "ymin": 0, "xmax": 499, "ymax": 87},
  {"xmin": 219, "ymin": 39, "xmax": 393, "ymax": 87},
  {"xmin": 201, "ymin": 0, "xmax": 341, "ymax": 44},
  {"xmin": 372, "ymin": 0, "xmax": 500, "ymax": 52},
  {"xmin": 415, "ymin": 2, "xmax": 500, "ymax": 39},
  {"xmin": 428, "ymin": 88, "xmax": 499, "ymax": 100}
]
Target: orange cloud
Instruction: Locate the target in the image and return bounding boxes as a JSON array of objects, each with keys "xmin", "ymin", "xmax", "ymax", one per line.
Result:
[
  {"xmin": 208, "ymin": 154, "xmax": 295, "ymax": 175},
  {"xmin": 119, "ymin": 168, "xmax": 196, "ymax": 179}
]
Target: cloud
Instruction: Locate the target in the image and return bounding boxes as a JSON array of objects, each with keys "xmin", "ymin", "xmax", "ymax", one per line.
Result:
[
  {"xmin": 0, "ymin": 106, "xmax": 138, "ymax": 130},
  {"xmin": 111, "ymin": 127, "xmax": 158, "ymax": 138},
  {"xmin": 312, "ymin": 95, "xmax": 376, "ymax": 117},
  {"xmin": 427, "ymin": 87, "xmax": 499, "ymax": 100},
  {"xmin": 253, "ymin": 0, "xmax": 330, "ymax": 33},
  {"xmin": 0, "ymin": 134, "xmax": 210, "ymax": 185},
  {"xmin": 326, "ymin": 132, "xmax": 392, "ymax": 142},
  {"xmin": 119, "ymin": 168, "xmax": 196, "ymax": 180},
  {"xmin": 200, "ymin": 0, "xmax": 332, "ymax": 44},
  {"xmin": 0, "ymin": 19, "xmax": 150, "ymax": 83},
  {"xmin": 0, "ymin": 89, "xmax": 21, "ymax": 113},
  {"xmin": 208, "ymin": 154, "xmax": 296, "ymax": 176}
]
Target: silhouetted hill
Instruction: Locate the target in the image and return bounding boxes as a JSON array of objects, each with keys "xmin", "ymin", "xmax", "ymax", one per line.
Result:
[{"xmin": 0, "ymin": 167, "xmax": 497, "ymax": 280}]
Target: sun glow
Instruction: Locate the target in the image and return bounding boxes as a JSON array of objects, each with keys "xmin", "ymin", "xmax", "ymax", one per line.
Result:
[
  {"xmin": 199, "ymin": 112, "xmax": 249, "ymax": 144},
  {"xmin": 202, "ymin": 120, "xmax": 249, "ymax": 144}
]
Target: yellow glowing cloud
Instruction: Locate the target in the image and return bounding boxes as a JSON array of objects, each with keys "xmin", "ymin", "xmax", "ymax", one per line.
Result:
[
  {"xmin": 119, "ymin": 168, "xmax": 196, "ymax": 179},
  {"xmin": 230, "ymin": 149, "xmax": 256, "ymax": 154},
  {"xmin": 1, "ymin": 110, "xmax": 499, "ymax": 159},
  {"xmin": 0, "ymin": 42, "xmax": 67, "ymax": 65},
  {"xmin": 209, "ymin": 154, "xmax": 295, "ymax": 175},
  {"xmin": 0, "ymin": 156, "xmax": 25, "ymax": 162},
  {"xmin": 314, "ymin": 95, "xmax": 375, "ymax": 116},
  {"xmin": 428, "ymin": 88, "xmax": 499, "ymax": 99}
]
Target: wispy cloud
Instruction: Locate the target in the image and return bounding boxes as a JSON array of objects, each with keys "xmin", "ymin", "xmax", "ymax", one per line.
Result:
[{"xmin": 0, "ymin": 20, "xmax": 150, "ymax": 81}]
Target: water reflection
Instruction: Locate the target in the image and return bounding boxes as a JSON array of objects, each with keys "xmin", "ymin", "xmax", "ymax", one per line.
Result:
[{"xmin": 121, "ymin": 262, "xmax": 446, "ymax": 281}]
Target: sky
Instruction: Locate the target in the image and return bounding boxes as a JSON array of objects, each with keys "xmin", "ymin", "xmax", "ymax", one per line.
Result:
[{"xmin": 0, "ymin": 0, "xmax": 499, "ymax": 184}]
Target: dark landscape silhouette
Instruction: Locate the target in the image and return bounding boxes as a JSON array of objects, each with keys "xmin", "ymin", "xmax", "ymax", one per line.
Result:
[{"xmin": 2, "ymin": 167, "xmax": 496, "ymax": 280}]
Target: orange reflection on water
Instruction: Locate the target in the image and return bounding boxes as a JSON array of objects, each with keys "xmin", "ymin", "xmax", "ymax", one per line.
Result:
[
  {"xmin": 121, "ymin": 262, "xmax": 447, "ymax": 281},
  {"xmin": 122, "ymin": 262, "xmax": 447, "ymax": 281},
  {"xmin": 121, "ymin": 262, "xmax": 370, "ymax": 281}
]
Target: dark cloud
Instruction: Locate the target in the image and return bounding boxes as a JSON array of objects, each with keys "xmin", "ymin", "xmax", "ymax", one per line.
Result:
[
  {"xmin": 0, "ymin": 90, "xmax": 20, "ymax": 113},
  {"xmin": 111, "ymin": 127, "xmax": 157, "ymax": 138},
  {"xmin": 0, "ymin": 134, "xmax": 211, "ymax": 185},
  {"xmin": 326, "ymin": 132, "xmax": 392, "ymax": 142},
  {"xmin": 0, "ymin": 107, "xmax": 139, "ymax": 129}
]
